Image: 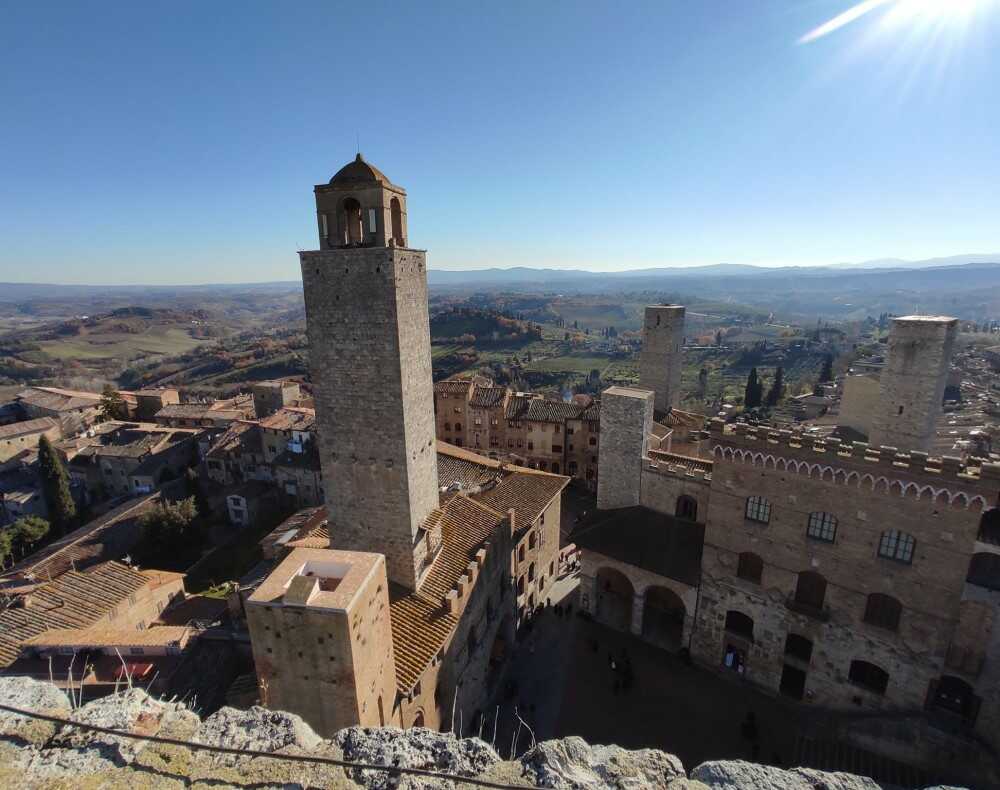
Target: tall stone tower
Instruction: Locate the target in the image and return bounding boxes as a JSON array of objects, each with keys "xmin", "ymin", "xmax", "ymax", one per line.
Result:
[
  {"xmin": 597, "ymin": 386, "xmax": 654, "ymax": 510},
  {"xmin": 300, "ymin": 155, "xmax": 439, "ymax": 591},
  {"xmin": 869, "ymin": 315, "xmax": 958, "ymax": 454},
  {"xmin": 639, "ymin": 305, "xmax": 685, "ymax": 414}
]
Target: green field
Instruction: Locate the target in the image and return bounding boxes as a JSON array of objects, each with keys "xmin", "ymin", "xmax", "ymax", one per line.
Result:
[
  {"xmin": 38, "ymin": 326, "xmax": 205, "ymax": 361},
  {"xmin": 525, "ymin": 354, "xmax": 612, "ymax": 374}
]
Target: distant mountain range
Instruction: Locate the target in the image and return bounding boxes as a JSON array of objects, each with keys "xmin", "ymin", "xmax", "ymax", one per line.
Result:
[{"xmin": 426, "ymin": 254, "xmax": 1000, "ymax": 286}]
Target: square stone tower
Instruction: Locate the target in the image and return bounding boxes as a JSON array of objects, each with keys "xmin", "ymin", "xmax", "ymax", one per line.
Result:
[
  {"xmin": 639, "ymin": 305, "xmax": 685, "ymax": 414},
  {"xmin": 597, "ymin": 386, "xmax": 654, "ymax": 510},
  {"xmin": 246, "ymin": 548, "xmax": 397, "ymax": 736},
  {"xmin": 869, "ymin": 315, "xmax": 958, "ymax": 454},
  {"xmin": 300, "ymin": 155, "xmax": 439, "ymax": 591}
]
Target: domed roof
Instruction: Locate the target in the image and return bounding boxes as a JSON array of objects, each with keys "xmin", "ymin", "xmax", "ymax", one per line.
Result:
[{"xmin": 329, "ymin": 153, "xmax": 389, "ymax": 186}]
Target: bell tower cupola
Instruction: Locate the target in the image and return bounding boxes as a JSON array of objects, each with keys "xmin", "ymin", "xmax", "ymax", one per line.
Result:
[{"xmin": 314, "ymin": 153, "xmax": 408, "ymax": 249}]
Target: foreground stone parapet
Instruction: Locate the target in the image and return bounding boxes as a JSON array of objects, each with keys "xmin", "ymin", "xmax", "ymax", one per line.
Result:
[{"xmin": 0, "ymin": 679, "xmax": 970, "ymax": 789}]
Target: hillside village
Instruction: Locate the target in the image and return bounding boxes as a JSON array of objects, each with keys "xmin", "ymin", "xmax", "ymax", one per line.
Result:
[{"xmin": 0, "ymin": 157, "xmax": 999, "ymax": 789}]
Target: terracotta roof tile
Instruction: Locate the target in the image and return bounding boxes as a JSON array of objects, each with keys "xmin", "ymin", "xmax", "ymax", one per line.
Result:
[
  {"xmin": 525, "ymin": 400, "xmax": 583, "ymax": 423},
  {"xmin": 388, "ymin": 494, "xmax": 506, "ymax": 692},
  {"xmin": 469, "ymin": 386, "xmax": 506, "ymax": 409},
  {"xmin": 0, "ymin": 561, "xmax": 162, "ymax": 668}
]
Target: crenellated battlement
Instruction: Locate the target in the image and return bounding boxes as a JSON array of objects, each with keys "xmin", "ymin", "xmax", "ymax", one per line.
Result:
[
  {"xmin": 645, "ymin": 449, "xmax": 713, "ymax": 485},
  {"xmin": 709, "ymin": 418, "xmax": 1000, "ymax": 510}
]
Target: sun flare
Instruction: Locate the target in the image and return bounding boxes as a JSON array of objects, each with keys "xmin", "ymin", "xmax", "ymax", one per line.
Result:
[{"xmin": 799, "ymin": 0, "xmax": 992, "ymax": 44}]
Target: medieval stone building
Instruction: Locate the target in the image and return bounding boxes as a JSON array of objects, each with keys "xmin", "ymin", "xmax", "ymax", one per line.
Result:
[
  {"xmin": 245, "ymin": 157, "xmax": 567, "ymax": 737},
  {"xmin": 579, "ymin": 311, "xmax": 1000, "ymax": 783}
]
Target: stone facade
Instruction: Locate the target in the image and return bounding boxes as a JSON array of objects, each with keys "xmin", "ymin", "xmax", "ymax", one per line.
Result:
[
  {"xmin": 838, "ymin": 371, "xmax": 881, "ymax": 438},
  {"xmin": 589, "ymin": 388, "xmax": 1000, "ymax": 771},
  {"xmin": 638, "ymin": 305, "xmax": 685, "ymax": 414},
  {"xmin": 301, "ymin": 245, "xmax": 439, "ymax": 592},
  {"xmin": 869, "ymin": 315, "xmax": 958, "ymax": 453},
  {"xmin": 596, "ymin": 387, "xmax": 653, "ymax": 510},
  {"xmin": 246, "ymin": 548, "xmax": 398, "ymax": 736}
]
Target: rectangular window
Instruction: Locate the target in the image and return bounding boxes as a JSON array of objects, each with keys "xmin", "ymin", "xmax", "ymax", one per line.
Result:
[
  {"xmin": 806, "ymin": 512, "xmax": 837, "ymax": 543},
  {"xmin": 368, "ymin": 208, "xmax": 377, "ymax": 232},
  {"xmin": 320, "ymin": 214, "xmax": 329, "ymax": 238}
]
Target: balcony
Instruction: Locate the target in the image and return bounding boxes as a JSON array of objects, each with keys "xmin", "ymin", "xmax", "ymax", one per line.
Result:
[{"xmin": 785, "ymin": 596, "xmax": 831, "ymax": 622}]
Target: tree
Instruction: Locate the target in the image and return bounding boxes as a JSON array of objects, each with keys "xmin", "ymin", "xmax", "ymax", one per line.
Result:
[
  {"xmin": 0, "ymin": 529, "xmax": 14, "ymax": 568},
  {"xmin": 13, "ymin": 515, "xmax": 50, "ymax": 548},
  {"xmin": 818, "ymin": 354, "xmax": 834, "ymax": 383},
  {"xmin": 744, "ymin": 368, "xmax": 763, "ymax": 409},
  {"xmin": 135, "ymin": 496, "xmax": 200, "ymax": 565},
  {"xmin": 765, "ymin": 367, "xmax": 784, "ymax": 407},
  {"xmin": 37, "ymin": 436, "xmax": 76, "ymax": 535},
  {"xmin": 98, "ymin": 385, "xmax": 127, "ymax": 422}
]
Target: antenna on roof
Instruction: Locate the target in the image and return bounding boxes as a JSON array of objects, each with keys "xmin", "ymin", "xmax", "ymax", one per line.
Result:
[{"xmin": 356, "ymin": 131, "xmax": 360, "ymax": 156}]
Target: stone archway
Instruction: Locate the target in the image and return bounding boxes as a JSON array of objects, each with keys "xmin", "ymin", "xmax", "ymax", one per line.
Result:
[
  {"xmin": 642, "ymin": 586, "xmax": 686, "ymax": 650},
  {"xmin": 596, "ymin": 567, "xmax": 634, "ymax": 632}
]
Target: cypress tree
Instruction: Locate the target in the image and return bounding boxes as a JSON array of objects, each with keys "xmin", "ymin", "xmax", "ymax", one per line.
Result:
[
  {"xmin": 766, "ymin": 367, "xmax": 784, "ymax": 407},
  {"xmin": 819, "ymin": 354, "xmax": 834, "ymax": 383},
  {"xmin": 37, "ymin": 435, "xmax": 76, "ymax": 535},
  {"xmin": 744, "ymin": 368, "xmax": 762, "ymax": 409}
]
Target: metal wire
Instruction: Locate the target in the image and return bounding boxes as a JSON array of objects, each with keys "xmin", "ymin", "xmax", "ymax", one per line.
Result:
[{"xmin": 0, "ymin": 702, "xmax": 531, "ymax": 789}]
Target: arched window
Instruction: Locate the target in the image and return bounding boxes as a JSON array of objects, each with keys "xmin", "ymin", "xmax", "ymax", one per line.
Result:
[
  {"xmin": 390, "ymin": 196, "xmax": 404, "ymax": 245},
  {"xmin": 736, "ymin": 552, "xmax": 763, "ymax": 584},
  {"xmin": 528, "ymin": 532, "xmax": 537, "ymax": 550},
  {"xmin": 849, "ymin": 660, "xmax": 889, "ymax": 695},
  {"xmin": 784, "ymin": 633, "xmax": 813, "ymax": 662},
  {"xmin": 967, "ymin": 553, "xmax": 1000, "ymax": 590},
  {"xmin": 455, "ymin": 423, "xmax": 462, "ymax": 433},
  {"xmin": 411, "ymin": 709, "xmax": 425, "ymax": 728},
  {"xmin": 929, "ymin": 675, "xmax": 979, "ymax": 721},
  {"xmin": 676, "ymin": 495, "xmax": 698, "ymax": 521},
  {"xmin": 724, "ymin": 610, "xmax": 754, "ymax": 641},
  {"xmin": 794, "ymin": 571, "xmax": 827, "ymax": 611},
  {"xmin": 518, "ymin": 544, "xmax": 525, "ymax": 563},
  {"xmin": 745, "ymin": 496, "xmax": 771, "ymax": 524},
  {"xmin": 864, "ymin": 593, "xmax": 902, "ymax": 631},
  {"xmin": 878, "ymin": 530, "xmax": 916, "ymax": 564},
  {"xmin": 341, "ymin": 197, "xmax": 363, "ymax": 245},
  {"xmin": 806, "ymin": 512, "xmax": 837, "ymax": 543},
  {"xmin": 528, "ymin": 562, "xmax": 535, "ymax": 582},
  {"xmin": 444, "ymin": 422, "xmax": 451, "ymax": 432},
  {"xmin": 978, "ymin": 508, "xmax": 1000, "ymax": 546}
]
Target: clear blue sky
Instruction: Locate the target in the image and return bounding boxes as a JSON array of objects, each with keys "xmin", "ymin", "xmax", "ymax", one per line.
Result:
[{"xmin": 2, "ymin": 1, "xmax": 999, "ymax": 284}]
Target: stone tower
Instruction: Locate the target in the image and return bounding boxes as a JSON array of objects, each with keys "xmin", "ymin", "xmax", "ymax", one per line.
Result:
[
  {"xmin": 597, "ymin": 386, "xmax": 654, "ymax": 510},
  {"xmin": 300, "ymin": 155, "xmax": 438, "ymax": 591},
  {"xmin": 869, "ymin": 315, "xmax": 958, "ymax": 454},
  {"xmin": 639, "ymin": 305, "xmax": 685, "ymax": 414}
]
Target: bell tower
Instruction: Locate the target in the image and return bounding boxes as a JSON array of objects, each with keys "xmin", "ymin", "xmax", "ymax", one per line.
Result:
[
  {"xmin": 314, "ymin": 153, "xmax": 408, "ymax": 249},
  {"xmin": 300, "ymin": 155, "xmax": 439, "ymax": 591}
]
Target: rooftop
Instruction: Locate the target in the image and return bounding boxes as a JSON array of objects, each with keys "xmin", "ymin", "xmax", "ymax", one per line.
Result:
[
  {"xmin": 259, "ymin": 407, "xmax": 316, "ymax": 432},
  {"xmin": 23, "ymin": 624, "xmax": 192, "ymax": 650},
  {"xmin": 469, "ymin": 386, "xmax": 507, "ymax": 409},
  {"xmin": 0, "ymin": 417, "xmax": 58, "ymax": 440},
  {"xmin": 247, "ymin": 547, "xmax": 383, "ymax": 612},
  {"xmin": 327, "ymin": 153, "xmax": 392, "ymax": 188},
  {"xmin": 0, "ymin": 561, "xmax": 168, "ymax": 668},
  {"xmin": 16, "ymin": 387, "xmax": 101, "ymax": 413}
]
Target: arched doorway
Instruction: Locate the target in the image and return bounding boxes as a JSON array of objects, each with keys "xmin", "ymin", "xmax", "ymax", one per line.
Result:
[
  {"xmin": 342, "ymin": 197, "xmax": 363, "ymax": 245},
  {"xmin": 596, "ymin": 567, "xmax": 634, "ymax": 632},
  {"xmin": 412, "ymin": 709, "xmax": 425, "ymax": 728},
  {"xmin": 642, "ymin": 586, "xmax": 686, "ymax": 650}
]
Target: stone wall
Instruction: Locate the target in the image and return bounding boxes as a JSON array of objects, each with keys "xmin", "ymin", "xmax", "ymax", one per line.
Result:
[
  {"xmin": 639, "ymin": 305, "xmax": 685, "ymax": 414},
  {"xmin": 300, "ymin": 247, "xmax": 439, "ymax": 590},
  {"xmin": 869, "ymin": 316, "xmax": 958, "ymax": 453},
  {"xmin": 0, "ymin": 677, "xmax": 968, "ymax": 789},
  {"xmin": 596, "ymin": 387, "xmax": 653, "ymax": 510}
]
